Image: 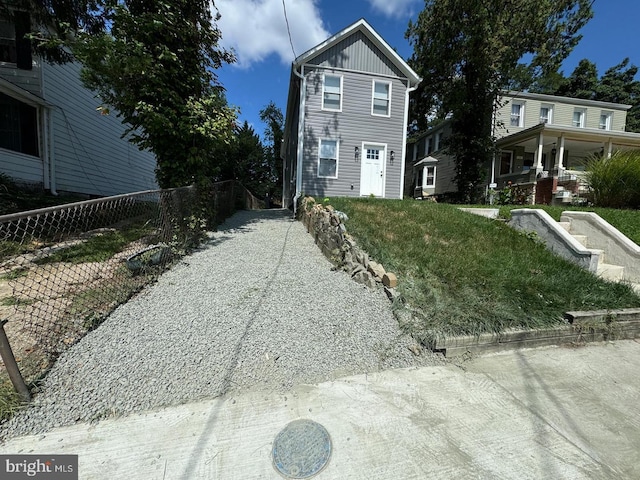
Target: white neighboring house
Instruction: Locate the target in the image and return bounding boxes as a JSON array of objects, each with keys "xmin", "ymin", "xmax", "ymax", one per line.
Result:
[{"xmin": 0, "ymin": 11, "xmax": 157, "ymax": 197}]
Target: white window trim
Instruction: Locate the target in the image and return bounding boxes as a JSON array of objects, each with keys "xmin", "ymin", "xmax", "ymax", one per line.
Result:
[
  {"xmin": 573, "ymin": 108, "xmax": 586, "ymax": 128},
  {"xmin": 322, "ymin": 73, "xmax": 342, "ymax": 112},
  {"xmin": 599, "ymin": 111, "xmax": 612, "ymax": 131},
  {"xmin": 423, "ymin": 165, "xmax": 436, "ymax": 188},
  {"xmin": 371, "ymin": 79, "xmax": 392, "ymax": 117},
  {"xmin": 540, "ymin": 104, "xmax": 553, "ymax": 124},
  {"xmin": 317, "ymin": 138, "xmax": 339, "ymax": 179},
  {"xmin": 510, "ymin": 102, "xmax": 525, "ymax": 128}
]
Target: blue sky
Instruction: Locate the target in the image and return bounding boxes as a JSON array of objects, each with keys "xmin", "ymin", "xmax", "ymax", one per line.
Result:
[{"xmin": 215, "ymin": 0, "xmax": 640, "ymax": 140}]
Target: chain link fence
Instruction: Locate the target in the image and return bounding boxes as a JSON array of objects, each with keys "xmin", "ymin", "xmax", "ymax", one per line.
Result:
[{"xmin": 0, "ymin": 180, "xmax": 261, "ymax": 397}]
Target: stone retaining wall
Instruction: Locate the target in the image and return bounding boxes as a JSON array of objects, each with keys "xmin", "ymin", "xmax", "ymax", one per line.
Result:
[{"xmin": 297, "ymin": 197, "xmax": 398, "ymax": 293}]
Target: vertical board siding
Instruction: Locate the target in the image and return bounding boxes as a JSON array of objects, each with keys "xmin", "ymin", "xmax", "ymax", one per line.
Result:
[
  {"xmin": 43, "ymin": 61, "xmax": 157, "ymax": 196},
  {"xmin": 301, "ymin": 67, "xmax": 406, "ymax": 199},
  {"xmin": 309, "ymin": 31, "xmax": 403, "ymax": 78}
]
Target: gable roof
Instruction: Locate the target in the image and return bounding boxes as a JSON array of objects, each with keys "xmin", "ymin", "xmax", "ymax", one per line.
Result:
[{"xmin": 293, "ymin": 18, "xmax": 421, "ymax": 86}]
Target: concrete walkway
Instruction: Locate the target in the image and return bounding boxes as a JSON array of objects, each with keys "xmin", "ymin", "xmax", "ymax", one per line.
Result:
[{"xmin": 2, "ymin": 340, "xmax": 639, "ymax": 479}]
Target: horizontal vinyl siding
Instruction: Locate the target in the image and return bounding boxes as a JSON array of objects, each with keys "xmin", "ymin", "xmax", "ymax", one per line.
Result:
[
  {"xmin": 309, "ymin": 31, "xmax": 403, "ymax": 78},
  {"xmin": 498, "ymin": 95, "xmax": 629, "ymax": 133},
  {"xmin": 0, "ymin": 148, "xmax": 42, "ymax": 184},
  {"xmin": 43, "ymin": 61, "xmax": 157, "ymax": 196},
  {"xmin": 0, "ymin": 63, "xmax": 42, "ymax": 95},
  {"xmin": 301, "ymin": 67, "xmax": 406, "ymax": 199}
]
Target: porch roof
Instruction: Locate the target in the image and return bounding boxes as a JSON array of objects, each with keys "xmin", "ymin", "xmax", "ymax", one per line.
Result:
[{"xmin": 496, "ymin": 123, "xmax": 640, "ymax": 149}]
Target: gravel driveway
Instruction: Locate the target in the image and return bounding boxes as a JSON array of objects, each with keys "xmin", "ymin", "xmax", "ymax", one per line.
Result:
[{"xmin": 1, "ymin": 209, "xmax": 444, "ymax": 439}]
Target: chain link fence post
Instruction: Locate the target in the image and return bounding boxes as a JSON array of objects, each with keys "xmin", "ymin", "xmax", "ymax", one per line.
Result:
[{"xmin": 0, "ymin": 320, "xmax": 31, "ymax": 402}]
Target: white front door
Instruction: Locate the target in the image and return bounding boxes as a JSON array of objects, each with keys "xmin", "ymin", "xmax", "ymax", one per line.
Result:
[{"xmin": 360, "ymin": 144, "xmax": 385, "ymax": 197}]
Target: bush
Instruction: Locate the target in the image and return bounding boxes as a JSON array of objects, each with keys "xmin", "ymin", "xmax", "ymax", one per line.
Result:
[{"xmin": 586, "ymin": 151, "xmax": 640, "ymax": 208}]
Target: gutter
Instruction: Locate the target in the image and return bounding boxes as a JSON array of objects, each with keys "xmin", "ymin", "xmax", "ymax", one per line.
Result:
[{"xmin": 292, "ymin": 64, "xmax": 306, "ymax": 217}]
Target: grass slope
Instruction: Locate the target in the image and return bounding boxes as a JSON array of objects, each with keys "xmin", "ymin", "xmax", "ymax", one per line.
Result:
[{"xmin": 329, "ymin": 198, "xmax": 640, "ymax": 344}]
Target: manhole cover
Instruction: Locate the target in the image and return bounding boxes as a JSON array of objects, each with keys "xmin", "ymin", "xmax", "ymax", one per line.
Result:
[{"xmin": 272, "ymin": 419, "xmax": 332, "ymax": 478}]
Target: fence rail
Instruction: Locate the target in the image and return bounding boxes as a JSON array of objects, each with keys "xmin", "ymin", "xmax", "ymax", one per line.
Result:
[{"xmin": 0, "ymin": 180, "xmax": 261, "ymax": 396}]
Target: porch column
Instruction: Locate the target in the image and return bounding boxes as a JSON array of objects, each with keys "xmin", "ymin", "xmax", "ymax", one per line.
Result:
[
  {"xmin": 557, "ymin": 135, "xmax": 566, "ymax": 172},
  {"xmin": 536, "ymin": 132, "xmax": 544, "ymax": 171},
  {"xmin": 606, "ymin": 139, "xmax": 613, "ymax": 158}
]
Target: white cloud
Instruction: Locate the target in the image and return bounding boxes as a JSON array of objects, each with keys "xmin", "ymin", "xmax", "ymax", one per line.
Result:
[
  {"xmin": 366, "ymin": 0, "xmax": 421, "ymax": 18},
  {"xmin": 215, "ymin": 0, "xmax": 329, "ymax": 68}
]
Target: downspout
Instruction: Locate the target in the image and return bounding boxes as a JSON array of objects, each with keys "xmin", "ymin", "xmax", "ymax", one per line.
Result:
[
  {"xmin": 400, "ymin": 81, "xmax": 419, "ymax": 199},
  {"xmin": 292, "ymin": 64, "xmax": 306, "ymax": 217}
]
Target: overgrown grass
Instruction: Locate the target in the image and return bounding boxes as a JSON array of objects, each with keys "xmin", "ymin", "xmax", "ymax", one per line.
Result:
[
  {"xmin": 328, "ymin": 198, "xmax": 640, "ymax": 344},
  {"xmin": 497, "ymin": 205, "xmax": 640, "ymax": 245},
  {"xmin": 34, "ymin": 223, "xmax": 155, "ymax": 265},
  {"xmin": 0, "ymin": 376, "xmax": 25, "ymax": 422}
]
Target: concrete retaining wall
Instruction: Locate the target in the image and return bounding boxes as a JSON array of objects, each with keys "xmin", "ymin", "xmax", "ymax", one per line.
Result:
[
  {"xmin": 561, "ymin": 211, "xmax": 640, "ymax": 283},
  {"xmin": 509, "ymin": 209, "xmax": 600, "ymax": 272}
]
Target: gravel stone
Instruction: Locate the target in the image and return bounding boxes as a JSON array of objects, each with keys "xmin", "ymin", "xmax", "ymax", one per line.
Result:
[{"xmin": 0, "ymin": 209, "xmax": 445, "ymax": 440}]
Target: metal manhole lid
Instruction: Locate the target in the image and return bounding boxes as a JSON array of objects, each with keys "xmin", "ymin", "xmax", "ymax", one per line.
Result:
[{"xmin": 272, "ymin": 419, "xmax": 332, "ymax": 478}]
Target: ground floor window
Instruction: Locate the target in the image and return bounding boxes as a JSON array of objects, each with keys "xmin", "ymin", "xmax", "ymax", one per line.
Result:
[
  {"xmin": 318, "ymin": 139, "xmax": 338, "ymax": 178},
  {"xmin": 499, "ymin": 151, "xmax": 513, "ymax": 175},
  {"xmin": 0, "ymin": 92, "xmax": 38, "ymax": 156}
]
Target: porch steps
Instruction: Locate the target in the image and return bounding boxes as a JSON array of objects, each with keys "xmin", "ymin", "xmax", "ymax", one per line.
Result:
[{"xmin": 560, "ymin": 219, "xmax": 626, "ymax": 283}]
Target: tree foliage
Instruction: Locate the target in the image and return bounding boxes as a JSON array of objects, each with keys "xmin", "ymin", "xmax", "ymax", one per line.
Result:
[
  {"xmin": 259, "ymin": 101, "xmax": 284, "ymax": 200},
  {"xmin": 72, "ymin": 0, "xmax": 237, "ymax": 188},
  {"xmin": 406, "ymin": 0, "xmax": 593, "ymax": 201}
]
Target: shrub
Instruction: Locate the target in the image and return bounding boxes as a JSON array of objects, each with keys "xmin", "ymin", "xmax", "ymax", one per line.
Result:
[{"xmin": 586, "ymin": 151, "xmax": 640, "ymax": 208}]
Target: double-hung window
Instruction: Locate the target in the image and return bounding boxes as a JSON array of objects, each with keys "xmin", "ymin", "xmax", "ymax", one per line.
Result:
[
  {"xmin": 599, "ymin": 111, "xmax": 612, "ymax": 130},
  {"xmin": 0, "ymin": 92, "xmax": 39, "ymax": 156},
  {"xmin": 510, "ymin": 102, "xmax": 524, "ymax": 127},
  {"xmin": 318, "ymin": 139, "xmax": 338, "ymax": 178},
  {"xmin": 0, "ymin": 13, "xmax": 32, "ymax": 69},
  {"xmin": 371, "ymin": 80, "xmax": 391, "ymax": 116},
  {"xmin": 539, "ymin": 104, "xmax": 553, "ymax": 124},
  {"xmin": 573, "ymin": 109, "xmax": 586, "ymax": 128},
  {"xmin": 424, "ymin": 166, "xmax": 436, "ymax": 187},
  {"xmin": 322, "ymin": 74, "xmax": 342, "ymax": 111}
]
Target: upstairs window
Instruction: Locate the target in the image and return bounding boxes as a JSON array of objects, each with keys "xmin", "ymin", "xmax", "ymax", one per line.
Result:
[
  {"xmin": 0, "ymin": 13, "xmax": 32, "ymax": 70},
  {"xmin": 510, "ymin": 102, "xmax": 524, "ymax": 127},
  {"xmin": 322, "ymin": 74, "xmax": 342, "ymax": 111},
  {"xmin": 573, "ymin": 109, "xmax": 586, "ymax": 128},
  {"xmin": 599, "ymin": 111, "xmax": 612, "ymax": 130},
  {"xmin": 0, "ymin": 92, "xmax": 39, "ymax": 156},
  {"xmin": 371, "ymin": 80, "xmax": 391, "ymax": 116},
  {"xmin": 540, "ymin": 104, "xmax": 553, "ymax": 124},
  {"xmin": 318, "ymin": 139, "xmax": 338, "ymax": 178}
]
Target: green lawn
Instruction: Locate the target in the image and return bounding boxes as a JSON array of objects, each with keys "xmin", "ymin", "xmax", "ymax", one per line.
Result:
[{"xmin": 327, "ymin": 198, "xmax": 640, "ymax": 345}]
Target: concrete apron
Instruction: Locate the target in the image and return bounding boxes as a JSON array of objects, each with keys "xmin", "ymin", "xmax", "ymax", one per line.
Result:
[{"xmin": 2, "ymin": 341, "xmax": 639, "ymax": 479}]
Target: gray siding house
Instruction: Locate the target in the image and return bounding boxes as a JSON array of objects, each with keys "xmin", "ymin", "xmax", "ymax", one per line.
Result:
[
  {"xmin": 282, "ymin": 19, "xmax": 421, "ymax": 209},
  {"xmin": 0, "ymin": 12, "xmax": 157, "ymax": 197},
  {"xmin": 407, "ymin": 91, "xmax": 640, "ymax": 204}
]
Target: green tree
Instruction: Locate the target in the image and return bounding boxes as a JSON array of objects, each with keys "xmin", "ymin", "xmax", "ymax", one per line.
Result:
[
  {"xmin": 555, "ymin": 59, "xmax": 599, "ymax": 99},
  {"xmin": 73, "ymin": 0, "xmax": 237, "ymax": 188},
  {"xmin": 259, "ymin": 102, "xmax": 284, "ymax": 202},
  {"xmin": 406, "ymin": 0, "xmax": 593, "ymax": 201},
  {"xmin": 228, "ymin": 122, "xmax": 270, "ymax": 197}
]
